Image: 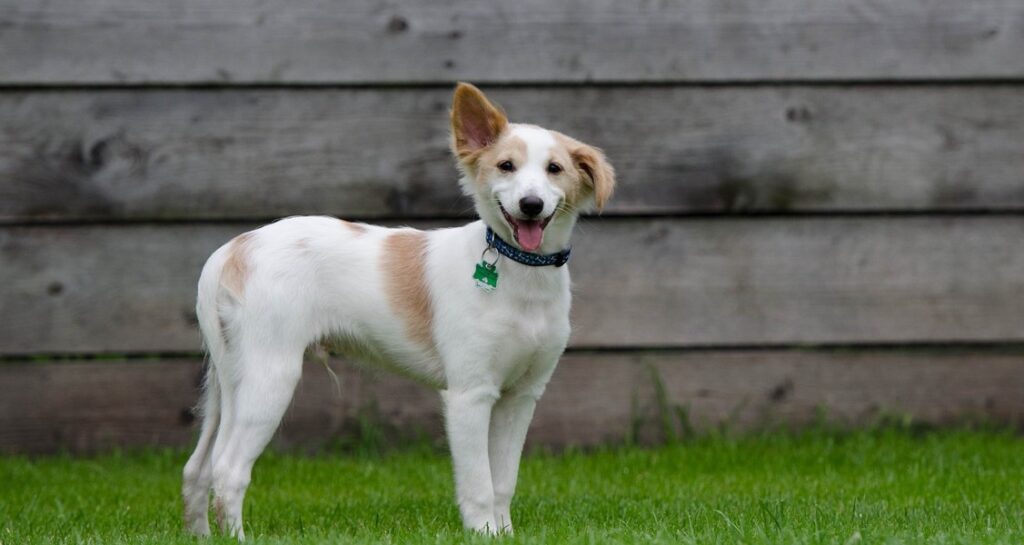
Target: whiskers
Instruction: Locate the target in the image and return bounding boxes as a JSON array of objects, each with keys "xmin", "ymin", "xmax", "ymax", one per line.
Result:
[{"xmin": 555, "ymin": 201, "xmax": 580, "ymax": 217}]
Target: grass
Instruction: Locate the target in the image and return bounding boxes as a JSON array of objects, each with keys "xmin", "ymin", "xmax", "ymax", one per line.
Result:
[{"xmin": 2, "ymin": 428, "xmax": 1024, "ymax": 544}]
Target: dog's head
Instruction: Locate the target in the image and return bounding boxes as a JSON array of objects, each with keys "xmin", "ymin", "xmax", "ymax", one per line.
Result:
[{"xmin": 450, "ymin": 83, "xmax": 615, "ymax": 252}]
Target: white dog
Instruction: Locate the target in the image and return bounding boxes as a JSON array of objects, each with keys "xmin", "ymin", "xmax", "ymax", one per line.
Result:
[{"xmin": 182, "ymin": 83, "xmax": 615, "ymax": 538}]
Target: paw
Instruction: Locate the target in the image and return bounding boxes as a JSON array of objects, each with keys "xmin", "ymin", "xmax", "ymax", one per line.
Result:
[{"xmin": 184, "ymin": 517, "xmax": 211, "ymax": 537}]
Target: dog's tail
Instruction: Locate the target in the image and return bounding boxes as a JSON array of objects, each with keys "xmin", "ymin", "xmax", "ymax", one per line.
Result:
[
  {"xmin": 197, "ymin": 250, "xmax": 227, "ymax": 362},
  {"xmin": 183, "ymin": 244, "xmax": 232, "ymax": 529},
  {"xmin": 194, "ymin": 244, "xmax": 231, "ymax": 418}
]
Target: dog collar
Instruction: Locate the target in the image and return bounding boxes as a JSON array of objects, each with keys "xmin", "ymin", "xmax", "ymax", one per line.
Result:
[{"xmin": 485, "ymin": 227, "xmax": 571, "ymax": 267}]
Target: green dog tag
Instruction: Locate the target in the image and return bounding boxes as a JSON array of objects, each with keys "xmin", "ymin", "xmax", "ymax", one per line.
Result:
[{"xmin": 473, "ymin": 261, "xmax": 499, "ymax": 292}]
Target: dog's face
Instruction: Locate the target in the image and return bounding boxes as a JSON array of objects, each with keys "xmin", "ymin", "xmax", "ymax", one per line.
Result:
[{"xmin": 450, "ymin": 83, "xmax": 615, "ymax": 252}]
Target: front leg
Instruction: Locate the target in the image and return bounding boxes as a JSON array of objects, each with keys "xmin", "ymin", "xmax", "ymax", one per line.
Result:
[
  {"xmin": 488, "ymin": 363, "xmax": 558, "ymax": 534},
  {"xmin": 488, "ymin": 392, "xmax": 538, "ymax": 534},
  {"xmin": 442, "ymin": 385, "xmax": 500, "ymax": 534}
]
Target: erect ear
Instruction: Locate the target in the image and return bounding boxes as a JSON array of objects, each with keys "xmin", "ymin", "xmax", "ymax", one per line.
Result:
[
  {"xmin": 572, "ymin": 144, "xmax": 616, "ymax": 211},
  {"xmin": 450, "ymin": 82, "xmax": 508, "ymax": 160}
]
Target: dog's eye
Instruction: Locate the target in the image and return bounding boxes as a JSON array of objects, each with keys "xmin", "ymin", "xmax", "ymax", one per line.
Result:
[
  {"xmin": 498, "ymin": 160, "xmax": 516, "ymax": 172},
  {"xmin": 547, "ymin": 162, "xmax": 563, "ymax": 174}
]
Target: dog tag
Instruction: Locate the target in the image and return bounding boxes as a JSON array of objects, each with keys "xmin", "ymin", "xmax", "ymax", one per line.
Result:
[{"xmin": 473, "ymin": 261, "xmax": 499, "ymax": 292}]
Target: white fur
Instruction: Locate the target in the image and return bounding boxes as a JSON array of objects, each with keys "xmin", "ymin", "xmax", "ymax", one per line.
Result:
[
  {"xmin": 180, "ymin": 116, "xmax": 600, "ymax": 538},
  {"xmin": 494, "ymin": 126, "xmax": 563, "ymax": 223}
]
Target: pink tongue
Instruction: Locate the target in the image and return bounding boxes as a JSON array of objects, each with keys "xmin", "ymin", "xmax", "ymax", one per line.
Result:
[{"xmin": 514, "ymin": 220, "xmax": 544, "ymax": 252}]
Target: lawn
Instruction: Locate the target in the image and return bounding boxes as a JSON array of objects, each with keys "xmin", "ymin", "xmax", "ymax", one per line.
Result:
[{"xmin": 2, "ymin": 428, "xmax": 1023, "ymax": 544}]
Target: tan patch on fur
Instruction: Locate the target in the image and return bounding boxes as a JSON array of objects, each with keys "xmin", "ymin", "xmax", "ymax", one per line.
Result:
[
  {"xmin": 339, "ymin": 219, "xmax": 367, "ymax": 234},
  {"xmin": 221, "ymin": 232, "xmax": 254, "ymax": 299},
  {"xmin": 546, "ymin": 134, "xmax": 583, "ymax": 205},
  {"xmin": 473, "ymin": 134, "xmax": 527, "ymax": 186},
  {"xmin": 381, "ymin": 231, "xmax": 435, "ymax": 351},
  {"xmin": 552, "ymin": 132, "xmax": 616, "ymax": 210}
]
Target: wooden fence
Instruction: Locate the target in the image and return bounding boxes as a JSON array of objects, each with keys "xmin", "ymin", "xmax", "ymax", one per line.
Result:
[{"xmin": 2, "ymin": 0, "xmax": 1023, "ymax": 453}]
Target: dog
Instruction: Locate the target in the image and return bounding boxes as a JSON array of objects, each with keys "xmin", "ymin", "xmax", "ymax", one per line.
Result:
[{"xmin": 181, "ymin": 82, "xmax": 615, "ymax": 538}]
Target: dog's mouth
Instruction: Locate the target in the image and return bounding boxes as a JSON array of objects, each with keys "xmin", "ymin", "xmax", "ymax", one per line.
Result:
[{"xmin": 498, "ymin": 202, "xmax": 553, "ymax": 252}]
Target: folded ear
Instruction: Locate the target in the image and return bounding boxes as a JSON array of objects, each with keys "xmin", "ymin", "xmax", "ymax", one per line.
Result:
[
  {"xmin": 572, "ymin": 145, "xmax": 616, "ymax": 211},
  {"xmin": 450, "ymin": 82, "xmax": 508, "ymax": 160}
]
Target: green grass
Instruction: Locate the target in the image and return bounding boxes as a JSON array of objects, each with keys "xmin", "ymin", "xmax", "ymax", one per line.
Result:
[{"xmin": 3, "ymin": 428, "xmax": 1024, "ymax": 544}]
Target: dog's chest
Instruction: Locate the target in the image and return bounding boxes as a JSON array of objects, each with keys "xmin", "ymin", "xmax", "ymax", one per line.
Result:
[
  {"xmin": 428, "ymin": 224, "xmax": 573, "ymax": 387},
  {"xmin": 479, "ymin": 291, "xmax": 570, "ymax": 385}
]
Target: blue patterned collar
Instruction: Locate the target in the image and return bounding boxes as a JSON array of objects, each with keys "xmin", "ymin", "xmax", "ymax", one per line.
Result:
[{"xmin": 486, "ymin": 227, "xmax": 571, "ymax": 267}]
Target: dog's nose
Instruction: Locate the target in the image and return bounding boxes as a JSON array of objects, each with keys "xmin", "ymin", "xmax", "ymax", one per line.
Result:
[{"xmin": 519, "ymin": 196, "xmax": 544, "ymax": 218}]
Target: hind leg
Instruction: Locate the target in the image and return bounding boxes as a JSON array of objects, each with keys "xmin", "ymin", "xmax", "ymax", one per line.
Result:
[
  {"xmin": 182, "ymin": 371, "xmax": 221, "ymax": 536},
  {"xmin": 211, "ymin": 349, "xmax": 303, "ymax": 540}
]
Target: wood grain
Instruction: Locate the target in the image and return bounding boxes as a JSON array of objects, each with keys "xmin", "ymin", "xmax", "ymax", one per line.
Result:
[
  {"xmin": 3, "ymin": 86, "xmax": 1024, "ymax": 222},
  {"xmin": 2, "ymin": 0, "xmax": 1022, "ymax": 84},
  {"xmin": 2, "ymin": 217, "xmax": 1022, "ymax": 354},
  {"xmin": 4, "ymin": 349, "xmax": 1023, "ymax": 454}
]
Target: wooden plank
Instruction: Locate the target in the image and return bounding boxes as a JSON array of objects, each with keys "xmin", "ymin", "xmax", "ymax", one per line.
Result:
[
  {"xmin": 3, "ymin": 86, "xmax": 1024, "ymax": 222},
  {"xmin": 0, "ymin": 358, "xmax": 442, "ymax": 455},
  {"xmin": 2, "ymin": 217, "xmax": 1023, "ymax": 354},
  {"xmin": 539, "ymin": 349, "xmax": 1024, "ymax": 444},
  {"xmin": 4, "ymin": 349, "xmax": 1023, "ymax": 454},
  {"xmin": 2, "ymin": 0, "xmax": 1023, "ymax": 84}
]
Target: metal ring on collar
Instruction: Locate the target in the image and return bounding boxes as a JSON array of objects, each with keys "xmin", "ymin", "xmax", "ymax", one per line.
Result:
[{"xmin": 480, "ymin": 245, "xmax": 499, "ymax": 267}]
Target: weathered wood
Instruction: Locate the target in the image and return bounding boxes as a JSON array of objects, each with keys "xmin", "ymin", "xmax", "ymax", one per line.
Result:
[
  {"xmin": 3, "ymin": 86, "xmax": 1024, "ymax": 222},
  {"xmin": 0, "ymin": 358, "xmax": 442, "ymax": 455},
  {"xmin": 539, "ymin": 348, "xmax": 1024, "ymax": 444},
  {"xmin": 2, "ymin": 217, "xmax": 1023, "ymax": 354},
  {"xmin": 3, "ymin": 349, "xmax": 1023, "ymax": 454},
  {"xmin": 2, "ymin": 0, "xmax": 1023, "ymax": 84}
]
